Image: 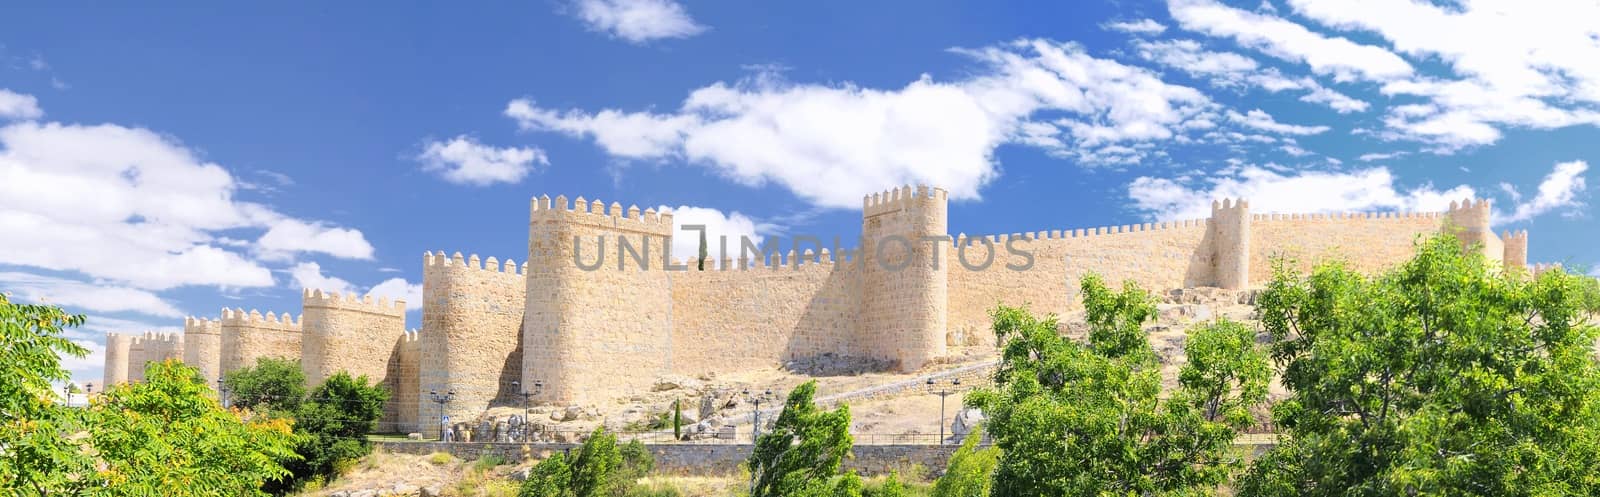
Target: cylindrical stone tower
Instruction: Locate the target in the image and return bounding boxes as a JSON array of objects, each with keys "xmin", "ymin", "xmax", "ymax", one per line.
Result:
[
  {"xmin": 183, "ymin": 317, "xmax": 223, "ymax": 388},
  {"xmin": 103, "ymin": 333, "xmax": 134, "ymax": 387},
  {"xmin": 128, "ymin": 335, "xmax": 147, "ymax": 383},
  {"xmin": 860, "ymin": 185, "xmax": 949, "ymax": 372},
  {"xmin": 1211, "ymin": 198, "xmax": 1251, "ymax": 290}
]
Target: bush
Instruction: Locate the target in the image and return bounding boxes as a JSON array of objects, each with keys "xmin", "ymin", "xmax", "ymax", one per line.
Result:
[
  {"xmin": 268, "ymin": 371, "xmax": 390, "ymax": 494},
  {"xmin": 429, "ymin": 452, "xmax": 456, "ymax": 466},
  {"xmin": 222, "ymin": 357, "xmax": 306, "ymax": 415},
  {"xmin": 931, "ymin": 430, "xmax": 998, "ymax": 497},
  {"xmin": 518, "ymin": 428, "xmax": 655, "ymax": 497}
]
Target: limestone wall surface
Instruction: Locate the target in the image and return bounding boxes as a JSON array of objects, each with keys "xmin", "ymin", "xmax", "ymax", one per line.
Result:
[
  {"xmin": 860, "ymin": 186, "xmax": 948, "ymax": 371},
  {"xmin": 387, "ymin": 330, "xmax": 422, "ymax": 433},
  {"xmin": 948, "ymin": 219, "xmax": 1213, "ymax": 347},
  {"xmin": 128, "ymin": 336, "xmax": 147, "ymax": 382},
  {"xmin": 103, "ymin": 333, "xmax": 133, "ymax": 386},
  {"xmin": 1247, "ymin": 211, "xmax": 1445, "ymax": 282},
  {"xmin": 219, "ymin": 309, "xmax": 302, "ymax": 376},
  {"xmin": 525, "ymin": 196, "xmax": 675, "ymax": 404},
  {"xmin": 301, "ymin": 289, "xmax": 407, "ymax": 386},
  {"xmin": 422, "ymin": 252, "xmax": 527, "ymax": 427},
  {"xmin": 183, "ymin": 317, "xmax": 223, "ymax": 387},
  {"xmin": 669, "ymin": 257, "xmax": 862, "ymax": 375}
]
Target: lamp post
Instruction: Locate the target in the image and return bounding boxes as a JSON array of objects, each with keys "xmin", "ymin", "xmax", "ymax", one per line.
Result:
[
  {"xmin": 927, "ymin": 377, "xmax": 961, "ymax": 445},
  {"xmin": 511, "ymin": 380, "xmax": 543, "ymax": 441},
  {"xmin": 430, "ymin": 390, "xmax": 456, "ymax": 442},
  {"xmin": 743, "ymin": 389, "xmax": 773, "ymax": 443},
  {"xmin": 217, "ymin": 379, "xmax": 230, "ymax": 408}
]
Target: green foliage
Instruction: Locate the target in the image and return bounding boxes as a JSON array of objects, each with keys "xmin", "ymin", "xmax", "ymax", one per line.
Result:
[
  {"xmin": 862, "ymin": 471, "xmax": 908, "ymax": 497},
  {"xmin": 0, "ymin": 292, "xmax": 91, "ymax": 494},
  {"xmin": 429, "ymin": 452, "xmax": 456, "ymax": 465},
  {"xmin": 1236, "ymin": 235, "xmax": 1600, "ymax": 496},
  {"xmin": 746, "ymin": 381, "xmax": 855, "ymax": 497},
  {"xmin": 87, "ymin": 360, "xmax": 299, "ymax": 496},
  {"xmin": 931, "ymin": 430, "xmax": 999, "ymax": 497},
  {"xmin": 967, "ymin": 274, "xmax": 1269, "ymax": 496},
  {"xmin": 270, "ymin": 371, "xmax": 391, "ymax": 493},
  {"xmin": 672, "ymin": 399, "xmax": 682, "ymax": 440},
  {"xmin": 222, "ymin": 357, "xmax": 306, "ymax": 415},
  {"xmin": 519, "ymin": 428, "xmax": 655, "ymax": 497}
]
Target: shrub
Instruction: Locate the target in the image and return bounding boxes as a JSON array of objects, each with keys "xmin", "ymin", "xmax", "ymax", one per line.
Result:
[
  {"xmin": 429, "ymin": 452, "xmax": 456, "ymax": 466},
  {"xmin": 931, "ymin": 430, "xmax": 998, "ymax": 497}
]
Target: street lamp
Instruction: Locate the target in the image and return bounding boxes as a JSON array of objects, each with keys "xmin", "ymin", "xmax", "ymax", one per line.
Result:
[
  {"xmin": 511, "ymin": 380, "xmax": 543, "ymax": 441},
  {"xmin": 430, "ymin": 390, "xmax": 457, "ymax": 442},
  {"xmin": 217, "ymin": 379, "xmax": 230, "ymax": 408},
  {"xmin": 927, "ymin": 377, "xmax": 961, "ymax": 445},
  {"xmin": 743, "ymin": 388, "xmax": 773, "ymax": 443}
]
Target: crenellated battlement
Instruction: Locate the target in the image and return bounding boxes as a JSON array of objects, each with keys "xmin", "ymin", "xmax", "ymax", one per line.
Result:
[
  {"xmin": 185, "ymin": 316, "xmax": 221, "ymax": 335},
  {"xmin": 863, "ymin": 185, "xmax": 947, "ymax": 218},
  {"xmin": 529, "ymin": 194, "xmax": 675, "ymax": 235},
  {"xmin": 302, "ymin": 288, "xmax": 406, "ymax": 316},
  {"xmin": 953, "ymin": 217, "xmax": 1212, "ymax": 248},
  {"xmin": 220, "ymin": 308, "xmax": 301, "ymax": 331},
  {"xmin": 423, "ymin": 251, "xmax": 526, "ymax": 276}
]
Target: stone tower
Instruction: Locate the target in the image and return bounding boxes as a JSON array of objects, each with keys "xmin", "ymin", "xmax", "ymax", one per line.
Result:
[
  {"xmin": 128, "ymin": 335, "xmax": 147, "ymax": 382},
  {"xmin": 103, "ymin": 333, "xmax": 134, "ymax": 386},
  {"xmin": 524, "ymin": 195, "xmax": 676, "ymax": 403},
  {"xmin": 419, "ymin": 252, "xmax": 526, "ymax": 428},
  {"xmin": 183, "ymin": 317, "xmax": 223, "ymax": 387},
  {"xmin": 1211, "ymin": 198, "xmax": 1251, "ymax": 290},
  {"xmin": 860, "ymin": 185, "xmax": 948, "ymax": 372},
  {"xmin": 387, "ymin": 329, "xmax": 422, "ymax": 433},
  {"xmin": 1446, "ymin": 198, "xmax": 1500, "ymax": 262},
  {"xmin": 1502, "ymin": 229, "xmax": 1528, "ymax": 272},
  {"xmin": 219, "ymin": 309, "xmax": 302, "ymax": 376},
  {"xmin": 300, "ymin": 289, "xmax": 407, "ymax": 386}
]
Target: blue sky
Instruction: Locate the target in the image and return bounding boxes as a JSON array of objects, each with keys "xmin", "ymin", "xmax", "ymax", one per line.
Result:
[{"xmin": 2, "ymin": 0, "xmax": 1596, "ymax": 386}]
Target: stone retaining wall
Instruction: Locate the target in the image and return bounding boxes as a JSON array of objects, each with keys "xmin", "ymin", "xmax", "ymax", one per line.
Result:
[{"xmin": 376, "ymin": 441, "xmax": 964, "ymax": 476}]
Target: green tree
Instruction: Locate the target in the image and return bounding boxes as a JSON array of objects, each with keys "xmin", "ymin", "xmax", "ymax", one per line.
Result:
[
  {"xmin": 747, "ymin": 381, "xmax": 855, "ymax": 497},
  {"xmin": 967, "ymin": 274, "xmax": 1269, "ymax": 496},
  {"xmin": 519, "ymin": 428, "xmax": 655, "ymax": 497},
  {"xmin": 222, "ymin": 357, "xmax": 306, "ymax": 415},
  {"xmin": 0, "ymin": 292, "xmax": 92, "ymax": 494},
  {"xmin": 1236, "ymin": 235, "xmax": 1600, "ymax": 496},
  {"xmin": 86, "ymin": 360, "xmax": 298, "ymax": 496},
  {"xmin": 932, "ymin": 430, "xmax": 999, "ymax": 497},
  {"xmin": 270, "ymin": 371, "xmax": 390, "ymax": 493}
]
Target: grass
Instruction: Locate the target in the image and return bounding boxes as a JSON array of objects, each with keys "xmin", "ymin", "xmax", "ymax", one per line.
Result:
[{"xmin": 427, "ymin": 452, "xmax": 455, "ymax": 466}]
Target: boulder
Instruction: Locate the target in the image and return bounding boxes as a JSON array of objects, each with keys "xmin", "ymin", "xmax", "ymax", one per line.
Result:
[
  {"xmin": 652, "ymin": 375, "xmax": 704, "ymax": 392},
  {"xmin": 420, "ymin": 485, "xmax": 443, "ymax": 497},
  {"xmin": 510, "ymin": 467, "xmax": 532, "ymax": 481},
  {"xmin": 406, "ymin": 432, "xmax": 424, "ymax": 440},
  {"xmin": 391, "ymin": 483, "xmax": 419, "ymax": 496}
]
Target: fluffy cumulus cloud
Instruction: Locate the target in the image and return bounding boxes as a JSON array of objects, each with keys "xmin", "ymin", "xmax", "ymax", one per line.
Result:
[
  {"xmin": 0, "ymin": 88, "xmax": 43, "ymax": 120},
  {"xmin": 0, "ymin": 105, "xmax": 373, "ymax": 291},
  {"xmin": 1164, "ymin": 0, "xmax": 1600, "ymax": 152},
  {"xmin": 416, "ymin": 135, "xmax": 549, "ymax": 186},
  {"xmin": 1128, "ymin": 165, "xmax": 1475, "ymax": 221},
  {"xmin": 510, "ymin": 39, "xmax": 1232, "ymax": 208},
  {"xmin": 573, "ymin": 0, "xmax": 706, "ymax": 44},
  {"xmin": 0, "ymin": 271, "xmax": 183, "ymax": 318},
  {"xmin": 657, "ymin": 205, "xmax": 772, "ymax": 267},
  {"xmin": 1498, "ymin": 160, "xmax": 1589, "ymax": 224},
  {"xmin": 1227, "ymin": 109, "xmax": 1329, "ymax": 135},
  {"xmin": 368, "ymin": 277, "xmax": 423, "ymax": 310}
]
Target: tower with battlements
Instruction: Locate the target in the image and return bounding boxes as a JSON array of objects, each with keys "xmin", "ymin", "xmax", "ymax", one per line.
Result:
[{"xmin": 860, "ymin": 186, "xmax": 949, "ymax": 371}]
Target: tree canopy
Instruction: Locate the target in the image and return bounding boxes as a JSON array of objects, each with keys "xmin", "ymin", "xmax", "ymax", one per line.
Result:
[{"xmin": 1236, "ymin": 235, "xmax": 1600, "ymax": 496}]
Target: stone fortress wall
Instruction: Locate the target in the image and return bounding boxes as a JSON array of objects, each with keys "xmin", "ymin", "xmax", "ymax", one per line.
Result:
[{"xmin": 107, "ymin": 185, "xmax": 1538, "ymax": 435}]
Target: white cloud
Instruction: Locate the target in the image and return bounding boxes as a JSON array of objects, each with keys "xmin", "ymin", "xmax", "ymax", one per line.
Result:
[
  {"xmin": 289, "ymin": 261, "xmax": 356, "ymax": 295},
  {"xmin": 1498, "ymin": 160, "xmax": 1589, "ymax": 224},
  {"xmin": 368, "ymin": 278, "xmax": 423, "ymax": 310},
  {"xmin": 1103, "ymin": 19, "xmax": 1167, "ymax": 35},
  {"xmin": 1227, "ymin": 109, "xmax": 1329, "ymax": 135},
  {"xmin": 658, "ymin": 205, "xmax": 772, "ymax": 267},
  {"xmin": 0, "ymin": 120, "xmax": 370, "ymax": 290},
  {"xmin": 256, "ymin": 218, "xmax": 375, "ymax": 261},
  {"xmin": 510, "ymin": 39, "xmax": 1224, "ymax": 208},
  {"xmin": 1357, "ymin": 151, "xmax": 1407, "ymax": 162},
  {"xmin": 1166, "ymin": 0, "xmax": 1414, "ymax": 83},
  {"xmin": 1129, "ymin": 39, "xmax": 1369, "ymax": 113},
  {"xmin": 0, "ymin": 89, "xmax": 42, "ymax": 120},
  {"xmin": 1128, "ymin": 165, "xmax": 1474, "ymax": 220},
  {"xmin": 0, "ymin": 271, "xmax": 183, "ymax": 318},
  {"xmin": 573, "ymin": 0, "xmax": 706, "ymax": 44},
  {"xmin": 416, "ymin": 135, "xmax": 548, "ymax": 186}
]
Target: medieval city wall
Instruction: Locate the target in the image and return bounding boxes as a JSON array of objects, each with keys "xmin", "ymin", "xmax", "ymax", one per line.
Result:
[
  {"xmin": 947, "ymin": 217, "xmax": 1215, "ymax": 347},
  {"xmin": 525, "ymin": 196, "xmax": 676, "ymax": 404},
  {"xmin": 386, "ymin": 329, "xmax": 422, "ymax": 433},
  {"xmin": 668, "ymin": 253, "xmax": 863, "ymax": 375},
  {"xmin": 301, "ymin": 289, "xmax": 408, "ymax": 386},
  {"xmin": 860, "ymin": 186, "xmax": 948, "ymax": 371},
  {"xmin": 183, "ymin": 317, "xmax": 223, "ymax": 387},
  {"xmin": 1246, "ymin": 211, "xmax": 1447, "ymax": 282},
  {"xmin": 219, "ymin": 309, "xmax": 302, "ymax": 376},
  {"xmin": 421, "ymin": 251, "xmax": 527, "ymax": 426},
  {"xmin": 103, "ymin": 333, "xmax": 134, "ymax": 386}
]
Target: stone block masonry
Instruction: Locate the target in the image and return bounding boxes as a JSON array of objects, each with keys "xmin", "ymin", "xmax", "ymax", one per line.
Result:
[
  {"xmin": 129, "ymin": 184, "xmax": 1543, "ymax": 430},
  {"xmin": 183, "ymin": 317, "xmax": 223, "ymax": 387}
]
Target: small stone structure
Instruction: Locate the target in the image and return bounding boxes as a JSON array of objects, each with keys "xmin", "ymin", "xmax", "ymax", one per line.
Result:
[{"xmin": 105, "ymin": 186, "xmax": 1540, "ymax": 435}]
